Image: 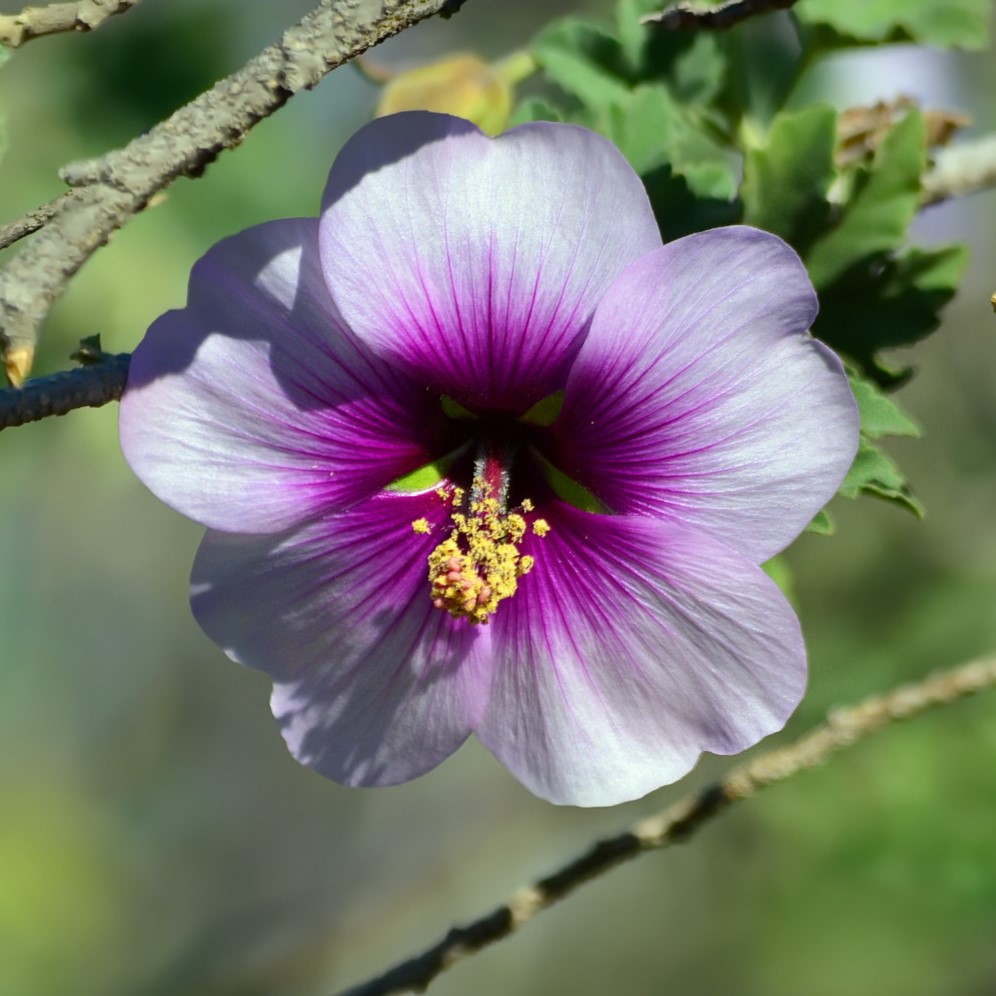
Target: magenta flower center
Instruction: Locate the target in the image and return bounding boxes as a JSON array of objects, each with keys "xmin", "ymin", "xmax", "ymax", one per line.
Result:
[{"xmin": 412, "ymin": 416, "xmax": 552, "ymax": 625}]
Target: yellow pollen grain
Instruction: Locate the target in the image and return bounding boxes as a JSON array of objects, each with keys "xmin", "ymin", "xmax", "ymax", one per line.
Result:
[
  {"xmin": 423, "ymin": 479, "xmax": 547, "ymax": 625},
  {"xmin": 411, "ymin": 518, "xmax": 432, "ymax": 535},
  {"xmin": 532, "ymin": 518, "xmax": 551, "ymax": 537}
]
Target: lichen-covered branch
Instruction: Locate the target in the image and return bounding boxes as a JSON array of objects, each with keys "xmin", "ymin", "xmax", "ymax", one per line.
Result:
[
  {"xmin": 0, "ymin": 0, "xmax": 141, "ymax": 48},
  {"xmin": 338, "ymin": 657, "xmax": 996, "ymax": 996},
  {"xmin": 0, "ymin": 0, "xmax": 470, "ymax": 386},
  {"xmin": 922, "ymin": 134, "xmax": 996, "ymax": 206},
  {"xmin": 0, "ymin": 194, "xmax": 65, "ymax": 251},
  {"xmin": 642, "ymin": 0, "xmax": 799, "ymax": 30}
]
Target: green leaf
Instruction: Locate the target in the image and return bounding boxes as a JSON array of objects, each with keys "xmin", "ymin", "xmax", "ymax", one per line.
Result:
[
  {"xmin": 531, "ymin": 19, "xmax": 630, "ymax": 110},
  {"xmin": 796, "ymin": 0, "xmax": 991, "ymax": 50},
  {"xmin": 642, "ymin": 164, "xmax": 742, "ymax": 243},
  {"xmin": 616, "ymin": 0, "xmax": 662, "ymax": 73},
  {"xmin": 607, "ymin": 83, "xmax": 737, "ymax": 198},
  {"xmin": 806, "ymin": 110, "xmax": 925, "ymax": 290},
  {"xmin": 839, "ymin": 440, "xmax": 924, "ymax": 517},
  {"xmin": 806, "ymin": 509, "xmax": 835, "ymax": 535},
  {"xmin": 762, "ymin": 555, "xmax": 796, "ymax": 603},
  {"xmin": 849, "ymin": 376, "xmax": 921, "ymax": 440},
  {"xmin": 507, "ymin": 97, "xmax": 563, "ymax": 127},
  {"xmin": 814, "ymin": 244, "xmax": 969, "ymax": 385},
  {"xmin": 741, "ymin": 105, "xmax": 837, "ymax": 255},
  {"xmin": 667, "ymin": 33, "xmax": 728, "ymax": 106}
]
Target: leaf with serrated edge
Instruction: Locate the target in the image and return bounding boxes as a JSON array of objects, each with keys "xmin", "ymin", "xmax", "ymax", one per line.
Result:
[
  {"xmin": 840, "ymin": 441, "xmax": 924, "ymax": 517},
  {"xmin": 849, "ymin": 376, "xmax": 921, "ymax": 439}
]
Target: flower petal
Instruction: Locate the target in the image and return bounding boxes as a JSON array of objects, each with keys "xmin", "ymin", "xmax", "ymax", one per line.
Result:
[
  {"xmin": 120, "ymin": 218, "xmax": 449, "ymax": 533},
  {"xmin": 553, "ymin": 227, "xmax": 859, "ymax": 563},
  {"xmin": 319, "ymin": 112, "xmax": 662, "ymax": 412},
  {"xmin": 191, "ymin": 492, "xmax": 492, "ymax": 786},
  {"xmin": 478, "ymin": 503, "xmax": 806, "ymax": 806}
]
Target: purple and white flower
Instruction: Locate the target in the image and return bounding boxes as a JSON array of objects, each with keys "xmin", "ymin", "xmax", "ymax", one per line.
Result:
[{"xmin": 120, "ymin": 112, "xmax": 859, "ymax": 807}]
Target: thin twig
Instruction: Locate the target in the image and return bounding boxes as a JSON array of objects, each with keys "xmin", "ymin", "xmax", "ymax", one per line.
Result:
[
  {"xmin": 0, "ymin": 0, "xmax": 470, "ymax": 386},
  {"xmin": 338, "ymin": 657, "xmax": 996, "ymax": 996},
  {"xmin": 642, "ymin": 0, "xmax": 799, "ymax": 30},
  {"xmin": 0, "ymin": 196, "xmax": 67, "ymax": 252},
  {"xmin": 0, "ymin": 350, "xmax": 129, "ymax": 428},
  {"xmin": 922, "ymin": 133, "xmax": 996, "ymax": 206},
  {"xmin": 0, "ymin": 0, "xmax": 141, "ymax": 48}
]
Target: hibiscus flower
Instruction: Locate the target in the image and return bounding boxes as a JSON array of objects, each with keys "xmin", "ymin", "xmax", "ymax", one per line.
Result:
[{"xmin": 120, "ymin": 112, "xmax": 858, "ymax": 806}]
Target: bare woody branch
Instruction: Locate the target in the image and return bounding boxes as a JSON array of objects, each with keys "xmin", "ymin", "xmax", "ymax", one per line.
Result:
[
  {"xmin": 0, "ymin": 0, "xmax": 141, "ymax": 48},
  {"xmin": 0, "ymin": 349, "xmax": 129, "ymax": 429},
  {"xmin": 338, "ymin": 657, "xmax": 996, "ymax": 996},
  {"xmin": 642, "ymin": 0, "xmax": 799, "ymax": 30},
  {"xmin": 0, "ymin": 0, "xmax": 470, "ymax": 387}
]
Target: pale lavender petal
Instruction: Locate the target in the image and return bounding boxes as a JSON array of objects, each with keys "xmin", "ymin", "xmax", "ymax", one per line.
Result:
[
  {"xmin": 319, "ymin": 112, "xmax": 662, "ymax": 412},
  {"xmin": 477, "ymin": 503, "xmax": 806, "ymax": 807},
  {"xmin": 191, "ymin": 492, "xmax": 492, "ymax": 786},
  {"xmin": 121, "ymin": 218, "xmax": 449, "ymax": 533},
  {"xmin": 553, "ymin": 227, "xmax": 859, "ymax": 563}
]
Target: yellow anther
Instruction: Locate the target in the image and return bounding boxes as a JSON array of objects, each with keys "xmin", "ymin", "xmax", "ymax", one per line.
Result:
[
  {"xmin": 411, "ymin": 518, "xmax": 432, "ymax": 535},
  {"xmin": 423, "ymin": 479, "xmax": 548, "ymax": 624}
]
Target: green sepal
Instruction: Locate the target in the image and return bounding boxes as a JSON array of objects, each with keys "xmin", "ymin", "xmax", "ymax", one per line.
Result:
[
  {"xmin": 518, "ymin": 391, "xmax": 564, "ymax": 427},
  {"xmin": 440, "ymin": 395, "xmax": 478, "ymax": 420},
  {"xmin": 385, "ymin": 446, "xmax": 467, "ymax": 494},
  {"xmin": 532, "ymin": 451, "xmax": 609, "ymax": 514}
]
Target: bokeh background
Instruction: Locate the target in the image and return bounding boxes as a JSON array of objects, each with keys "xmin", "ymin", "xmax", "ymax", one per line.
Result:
[{"xmin": 2, "ymin": 1, "xmax": 995, "ymax": 994}]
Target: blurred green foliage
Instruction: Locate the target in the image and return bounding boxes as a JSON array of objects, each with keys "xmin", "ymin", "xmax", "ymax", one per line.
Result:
[{"xmin": 1, "ymin": 0, "xmax": 995, "ymax": 995}]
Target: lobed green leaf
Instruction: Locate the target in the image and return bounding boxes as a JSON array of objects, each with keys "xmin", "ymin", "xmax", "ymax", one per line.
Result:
[
  {"xmin": 814, "ymin": 244, "xmax": 970, "ymax": 386},
  {"xmin": 796, "ymin": 0, "xmax": 991, "ymax": 50},
  {"xmin": 806, "ymin": 110, "xmax": 925, "ymax": 291},
  {"xmin": 839, "ymin": 440, "xmax": 924, "ymax": 517},
  {"xmin": 849, "ymin": 375, "xmax": 921, "ymax": 440}
]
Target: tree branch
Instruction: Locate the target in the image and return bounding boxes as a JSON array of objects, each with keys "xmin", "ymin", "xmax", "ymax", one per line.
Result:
[
  {"xmin": 0, "ymin": 349, "xmax": 129, "ymax": 428},
  {"xmin": 0, "ymin": 0, "xmax": 470, "ymax": 387},
  {"xmin": 338, "ymin": 657, "xmax": 996, "ymax": 996},
  {"xmin": 0, "ymin": 0, "xmax": 141, "ymax": 48},
  {"xmin": 0, "ymin": 194, "xmax": 66, "ymax": 252},
  {"xmin": 921, "ymin": 133, "xmax": 996, "ymax": 206},
  {"xmin": 642, "ymin": 0, "xmax": 799, "ymax": 30}
]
